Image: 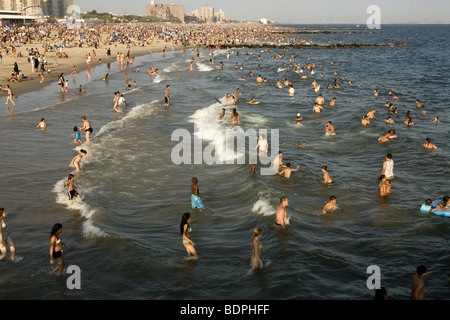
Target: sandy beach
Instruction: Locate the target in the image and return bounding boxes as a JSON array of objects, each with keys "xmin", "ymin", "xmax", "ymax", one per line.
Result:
[{"xmin": 0, "ymin": 38, "xmax": 184, "ymax": 97}]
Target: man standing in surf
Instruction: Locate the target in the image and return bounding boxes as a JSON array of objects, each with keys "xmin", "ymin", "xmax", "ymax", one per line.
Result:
[
  {"xmin": 275, "ymin": 197, "xmax": 289, "ymax": 230},
  {"xmin": 79, "ymin": 116, "xmax": 93, "ymax": 142},
  {"xmin": 165, "ymin": 85, "xmax": 170, "ymax": 107},
  {"xmin": 191, "ymin": 177, "xmax": 206, "ymax": 212}
]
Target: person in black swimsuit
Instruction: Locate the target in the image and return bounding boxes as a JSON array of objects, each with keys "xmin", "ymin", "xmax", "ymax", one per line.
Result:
[{"xmin": 50, "ymin": 223, "xmax": 68, "ymax": 276}]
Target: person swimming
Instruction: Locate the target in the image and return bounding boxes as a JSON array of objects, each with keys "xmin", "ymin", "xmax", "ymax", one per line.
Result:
[
  {"xmin": 420, "ymin": 199, "xmax": 432, "ymax": 213},
  {"xmin": 248, "ymin": 97, "xmax": 259, "ymax": 105},
  {"xmin": 322, "ymin": 166, "xmax": 333, "ymax": 184},
  {"xmin": 385, "ymin": 116, "xmax": 395, "ymax": 124},
  {"xmin": 227, "ymin": 108, "xmax": 240, "ymax": 125},
  {"xmin": 423, "ymin": 138, "xmax": 437, "ymax": 150},
  {"xmin": 296, "ymin": 113, "xmax": 303, "ymax": 125},
  {"xmin": 361, "ymin": 115, "xmax": 370, "ymax": 126},
  {"xmin": 36, "ymin": 118, "xmax": 47, "ymax": 129},
  {"xmin": 325, "ymin": 121, "xmax": 335, "ymax": 135},
  {"xmin": 322, "ymin": 196, "xmax": 337, "ymax": 214},
  {"xmin": 218, "ymin": 108, "xmax": 225, "ymax": 120}
]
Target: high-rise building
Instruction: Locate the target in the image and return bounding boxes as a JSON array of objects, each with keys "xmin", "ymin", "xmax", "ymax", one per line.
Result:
[
  {"xmin": 214, "ymin": 9, "xmax": 229, "ymax": 23},
  {"xmin": 167, "ymin": 3, "xmax": 184, "ymax": 23},
  {"xmin": 188, "ymin": 5, "xmax": 229, "ymax": 23},
  {"xmin": 146, "ymin": 1, "xmax": 184, "ymax": 23},
  {"xmin": 200, "ymin": 4, "xmax": 213, "ymax": 22},
  {"xmin": 42, "ymin": 0, "xmax": 74, "ymax": 18},
  {"xmin": 146, "ymin": 3, "xmax": 169, "ymax": 20},
  {"xmin": 21, "ymin": 0, "xmax": 42, "ymax": 17},
  {"xmin": 0, "ymin": 0, "xmax": 24, "ymax": 11}
]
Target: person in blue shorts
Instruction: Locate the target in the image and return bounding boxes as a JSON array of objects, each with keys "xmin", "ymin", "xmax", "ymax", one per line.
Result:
[{"xmin": 191, "ymin": 177, "xmax": 206, "ymax": 211}]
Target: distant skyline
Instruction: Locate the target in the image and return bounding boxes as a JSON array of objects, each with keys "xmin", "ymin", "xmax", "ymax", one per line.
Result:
[{"xmin": 74, "ymin": 0, "xmax": 450, "ymax": 24}]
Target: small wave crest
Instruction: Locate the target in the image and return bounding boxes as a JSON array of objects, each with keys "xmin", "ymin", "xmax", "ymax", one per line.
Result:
[
  {"xmin": 153, "ymin": 74, "xmax": 172, "ymax": 83},
  {"xmin": 188, "ymin": 99, "xmax": 247, "ymax": 163},
  {"xmin": 52, "ymin": 178, "xmax": 105, "ymax": 238},
  {"xmin": 197, "ymin": 62, "xmax": 214, "ymax": 72},
  {"xmin": 94, "ymin": 100, "xmax": 160, "ymax": 139}
]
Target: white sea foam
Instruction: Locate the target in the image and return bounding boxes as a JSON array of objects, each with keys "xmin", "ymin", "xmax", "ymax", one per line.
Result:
[
  {"xmin": 52, "ymin": 178, "xmax": 105, "ymax": 238},
  {"xmin": 153, "ymin": 74, "xmax": 171, "ymax": 83},
  {"xmin": 252, "ymin": 198, "xmax": 275, "ymax": 216},
  {"xmin": 188, "ymin": 99, "xmax": 248, "ymax": 163},
  {"xmin": 54, "ymin": 101, "xmax": 160, "ymax": 238},
  {"xmin": 197, "ymin": 62, "xmax": 214, "ymax": 72},
  {"xmin": 163, "ymin": 61, "xmax": 186, "ymax": 73},
  {"xmin": 95, "ymin": 101, "xmax": 159, "ymax": 139}
]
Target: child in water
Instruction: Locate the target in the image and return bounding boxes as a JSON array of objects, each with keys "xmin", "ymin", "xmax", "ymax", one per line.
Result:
[
  {"xmin": 191, "ymin": 177, "xmax": 206, "ymax": 211},
  {"xmin": 70, "ymin": 149, "xmax": 87, "ymax": 172},
  {"xmin": 420, "ymin": 199, "xmax": 432, "ymax": 213},
  {"xmin": 64, "ymin": 174, "xmax": 81, "ymax": 205},
  {"xmin": 72, "ymin": 127, "xmax": 82, "ymax": 144},
  {"xmin": 323, "ymin": 196, "xmax": 337, "ymax": 214}
]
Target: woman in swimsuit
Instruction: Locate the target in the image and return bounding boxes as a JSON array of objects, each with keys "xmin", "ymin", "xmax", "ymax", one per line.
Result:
[
  {"xmin": 79, "ymin": 116, "xmax": 93, "ymax": 142},
  {"xmin": 58, "ymin": 73, "xmax": 65, "ymax": 92},
  {"xmin": 423, "ymin": 138, "xmax": 437, "ymax": 150},
  {"xmin": 1, "ymin": 85, "xmax": 16, "ymax": 111},
  {"xmin": 180, "ymin": 212, "xmax": 198, "ymax": 261},
  {"xmin": 36, "ymin": 118, "xmax": 47, "ymax": 129},
  {"xmin": 70, "ymin": 149, "xmax": 87, "ymax": 172},
  {"xmin": 0, "ymin": 208, "xmax": 15, "ymax": 261},
  {"xmin": 49, "ymin": 223, "xmax": 68, "ymax": 276},
  {"xmin": 251, "ymin": 228, "xmax": 263, "ymax": 270},
  {"xmin": 255, "ymin": 134, "xmax": 269, "ymax": 156},
  {"xmin": 227, "ymin": 108, "xmax": 240, "ymax": 125}
]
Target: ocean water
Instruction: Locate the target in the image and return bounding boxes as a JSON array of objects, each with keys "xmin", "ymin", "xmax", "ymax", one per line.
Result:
[{"xmin": 0, "ymin": 25, "xmax": 449, "ymax": 300}]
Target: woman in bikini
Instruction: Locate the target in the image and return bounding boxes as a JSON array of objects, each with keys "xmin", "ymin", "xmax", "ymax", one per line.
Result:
[
  {"xmin": 49, "ymin": 223, "xmax": 69, "ymax": 276},
  {"xmin": 255, "ymin": 134, "xmax": 269, "ymax": 156},
  {"xmin": 251, "ymin": 228, "xmax": 263, "ymax": 270},
  {"xmin": 1, "ymin": 85, "xmax": 16, "ymax": 112},
  {"xmin": 227, "ymin": 108, "xmax": 240, "ymax": 125},
  {"xmin": 180, "ymin": 212, "xmax": 198, "ymax": 261},
  {"xmin": 70, "ymin": 149, "xmax": 87, "ymax": 172}
]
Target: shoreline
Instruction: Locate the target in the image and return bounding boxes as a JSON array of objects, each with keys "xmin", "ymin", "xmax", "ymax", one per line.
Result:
[{"xmin": 0, "ymin": 39, "xmax": 187, "ymax": 97}]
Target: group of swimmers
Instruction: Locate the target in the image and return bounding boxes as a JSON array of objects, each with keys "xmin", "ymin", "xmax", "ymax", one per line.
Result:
[
  {"xmin": 420, "ymin": 196, "xmax": 450, "ymax": 214},
  {"xmin": 174, "ymin": 45, "xmax": 449, "ymax": 274},
  {"xmin": 2, "ymin": 26, "xmax": 447, "ymax": 297}
]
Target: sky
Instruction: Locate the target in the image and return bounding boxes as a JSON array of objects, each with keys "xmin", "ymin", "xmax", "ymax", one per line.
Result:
[{"xmin": 74, "ymin": 0, "xmax": 450, "ymax": 24}]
